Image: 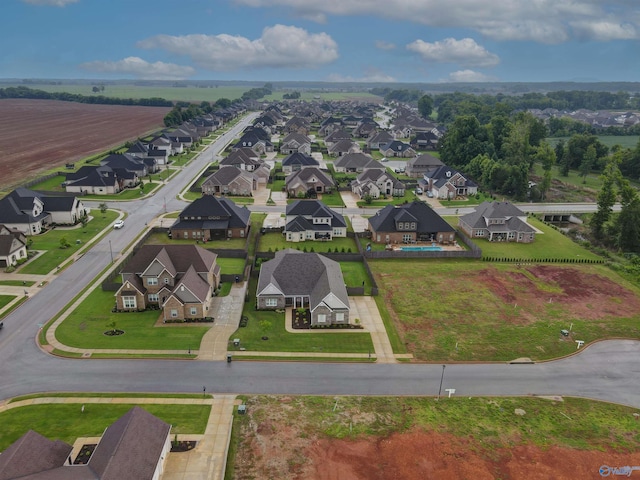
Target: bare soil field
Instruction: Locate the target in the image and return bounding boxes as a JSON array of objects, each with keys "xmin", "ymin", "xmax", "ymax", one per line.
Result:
[
  {"xmin": 232, "ymin": 396, "xmax": 640, "ymax": 480},
  {"xmin": 0, "ymin": 99, "xmax": 170, "ymax": 192},
  {"xmin": 371, "ymin": 261, "xmax": 640, "ymax": 361}
]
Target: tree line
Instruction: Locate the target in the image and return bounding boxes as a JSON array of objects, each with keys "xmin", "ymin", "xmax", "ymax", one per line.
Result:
[{"xmin": 0, "ymin": 86, "xmax": 173, "ymax": 107}]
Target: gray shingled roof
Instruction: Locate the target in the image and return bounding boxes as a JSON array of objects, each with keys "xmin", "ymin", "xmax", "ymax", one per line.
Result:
[
  {"xmin": 368, "ymin": 201, "xmax": 454, "ymax": 235},
  {"xmin": 0, "ymin": 430, "xmax": 73, "ymax": 480},
  {"xmin": 460, "ymin": 201, "xmax": 535, "ymax": 233},
  {"xmin": 257, "ymin": 249, "xmax": 349, "ymax": 310}
]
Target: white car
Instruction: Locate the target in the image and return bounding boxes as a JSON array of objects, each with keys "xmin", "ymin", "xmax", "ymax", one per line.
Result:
[{"xmin": 113, "ymin": 220, "xmax": 125, "ymax": 229}]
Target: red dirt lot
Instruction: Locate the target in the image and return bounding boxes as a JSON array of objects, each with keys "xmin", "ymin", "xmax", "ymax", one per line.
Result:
[{"xmin": 0, "ymin": 99, "xmax": 170, "ymax": 191}]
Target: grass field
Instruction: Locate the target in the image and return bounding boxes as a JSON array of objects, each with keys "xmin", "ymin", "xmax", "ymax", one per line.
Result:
[
  {"xmin": 216, "ymin": 257, "xmax": 247, "ymax": 275},
  {"xmin": 0, "ymin": 403, "xmax": 210, "ymax": 451},
  {"xmin": 548, "ymin": 135, "xmax": 640, "ymax": 150},
  {"xmin": 340, "ymin": 261, "xmax": 373, "ymax": 292},
  {"xmin": 19, "ymin": 210, "xmax": 119, "ymax": 275},
  {"xmin": 458, "ymin": 216, "xmax": 603, "ymax": 261},
  {"xmin": 0, "ymin": 295, "xmax": 16, "ymax": 309},
  {"xmin": 54, "ymin": 287, "xmax": 209, "ymax": 350},
  {"xmin": 370, "ymin": 258, "xmax": 640, "ymax": 361},
  {"xmin": 146, "ymin": 231, "xmax": 248, "ymax": 250}
]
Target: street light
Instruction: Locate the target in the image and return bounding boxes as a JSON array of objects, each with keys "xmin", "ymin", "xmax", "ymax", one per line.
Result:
[
  {"xmin": 108, "ymin": 240, "xmax": 113, "ymax": 264},
  {"xmin": 437, "ymin": 365, "xmax": 446, "ymax": 401}
]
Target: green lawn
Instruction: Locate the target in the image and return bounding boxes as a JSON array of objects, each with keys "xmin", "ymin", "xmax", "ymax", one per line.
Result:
[
  {"xmin": 29, "ymin": 175, "xmax": 67, "ymax": 192},
  {"xmin": 318, "ymin": 190, "xmax": 345, "ymax": 207},
  {"xmin": 82, "ymin": 182, "xmax": 158, "ymax": 201},
  {"xmin": 19, "ymin": 211, "xmax": 119, "ymax": 275},
  {"xmin": 357, "ymin": 191, "xmax": 420, "ymax": 208},
  {"xmin": 340, "ymin": 262, "xmax": 372, "ymax": 292},
  {"xmin": 0, "ymin": 403, "xmax": 210, "ymax": 451},
  {"xmin": 0, "ymin": 280, "xmax": 35, "ymax": 287},
  {"xmin": 55, "ymin": 287, "xmax": 209, "ymax": 350},
  {"xmin": 146, "ymin": 231, "xmax": 248, "ymax": 250},
  {"xmin": 216, "ymin": 257, "xmax": 247, "ymax": 275},
  {"xmin": 0, "ymin": 295, "xmax": 16, "ymax": 309},
  {"xmin": 440, "ymin": 191, "xmax": 494, "ymax": 207},
  {"xmin": 467, "ymin": 216, "xmax": 603, "ymax": 261},
  {"xmin": 230, "ymin": 279, "xmax": 373, "ymax": 354},
  {"xmin": 370, "ymin": 258, "xmax": 640, "ymax": 361},
  {"xmin": 258, "ymin": 232, "xmax": 358, "ymax": 253},
  {"xmin": 548, "ymin": 135, "xmax": 640, "ymax": 150}
]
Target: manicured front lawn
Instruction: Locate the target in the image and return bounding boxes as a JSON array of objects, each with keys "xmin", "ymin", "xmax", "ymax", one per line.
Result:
[
  {"xmin": 370, "ymin": 258, "xmax": 640, "ymax": 362},
  {"xmin": 19, "ymin": 211, "xmax": 119, "ymax": 275},
  {"xmin": 55, "ymin": 287, "xmax": 209, "ymax": 350},
  {"xmin": 258, "ymin": 232, "xmax": 358, "ymax": 253},
  {"xmin": 0, "ymin": 403, "xmax": 210, "ymax": 451},
  {"xmin": 231, "ymin": 279, "xmax": 373, "ymax": 354},
  {"xmin": 357, "ymin": 192, "xmax": 420, "ymax": 208},
  {"xmin": 318, "ymin": 190, "xmax": 345, "ymax": 207}
]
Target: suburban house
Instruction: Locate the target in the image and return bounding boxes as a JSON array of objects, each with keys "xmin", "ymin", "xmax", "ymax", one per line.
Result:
[
  {"xmin": 170, "ymin": 195, "xmax": 250, "ymax": 241},
  {"xmin": 406, "ymin": 153, "xmax": 443, "ymax": 178},
  {"xmin": 333, "ymin": 153, "xmax": 384, "ymax": 173},
  {"xmin": 351, "ymin": 169, "xmax": 406, "ymax": 199},
  {"xmin": 0, "ymin": 407, "xmax": 171, "ymax": 480},
  {"xmin": 283, "ymin": 116, "xmax": 311, "ymax": 135},
  {"xmin": 366, "ymin": 130, "xmax": 394, "ymax": 150},
  {"xmin": 279, "ymin": 132, "xmax": 312, "ymax": 155},
  {"xmin": 126, "ymin": 140, "xmax": 170, "ymax": 166},
  {"xmin": 218, "ymin": 148, "xmax": 263, "ymax": 171},
  {"xmin": 65, "ymin": 165, "xmax": 121, "ymax": 194},
  {"xmin": 323, "ymin": 128, "xmax": 352, "ymax": 148},
  {"xmin": 281, "ymin": 152, "xmax": 319, "ymax": 174},
  {"xmin": 201, "ymin": 167, "xmax": 256, "ymax": 196},
  {"xmin": 410, "ymin": 131, "xmax": 440, "ymax": 150},
  {"xmin": 379, "ymin": 140, "xmax": 416, "ymax": 158},
  {"xmin": 232, "ymin": 129, "xmax": 273, "ymax": 154},
  {"xmin": 327, "ymin": 139, "xmax": 360, "ymax": 157},
  {"xmin": 0, "ymin": 188, "xmax": 86, "ymax": 235},
  {"xmin": 285, "ymin": 167, "xmax": 335, "ymax": 198},
  {"xmin": 256, "ymin": 249, "xmax": 350, "ymax": 326},
  {"xmin": 368, "ymin": 201, "xmax": 456, "ymax": 245},
  {"xmin": 458, "ymin": 201, "xmax": 536, "ymax": 243},
  {"xmin": 421, "ymin": 165, "xmax": 478, "ymax": 200},
  {"xmin": 0, "ymin": 224, "xmax": 27, "ymax": 268},
  {"xmin": 284, "ymin": 200, "xmax": 347, "ymax": 242},
  {"xmin": 116, "ymin": 244, "xmax": 220, "ymax": 321}
]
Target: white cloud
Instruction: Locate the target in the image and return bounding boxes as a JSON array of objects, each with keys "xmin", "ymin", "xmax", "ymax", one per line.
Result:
[
  {"xmin": 81, "ymin": 57, "xmax": 195, "ymax": 80},
  {"xmin": 407, "ymin": 38, "xmax": 499, "ymax": 67},
  {"xmin": 445, "ymin": 69, "xmax": 498, "ymax": 82},
  {"xmin": 375, "ymin": 40, "xmax": 396, "ymax": 51},
  {"xmin": 22, "ymin": 0, "xmax": 78, "ymax": 5},
  {"xmin": 137, "ymin": 25, "xmax": 338, "ymax": 71},
  {"xmin": 232, "ymin": 0, "xmax": 640, "ymax": 43}
]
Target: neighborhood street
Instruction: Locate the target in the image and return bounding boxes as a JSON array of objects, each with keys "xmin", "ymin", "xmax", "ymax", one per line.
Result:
[{"xmin": 1, "ymin": 113, "xmax": 638, "ymax": 411}]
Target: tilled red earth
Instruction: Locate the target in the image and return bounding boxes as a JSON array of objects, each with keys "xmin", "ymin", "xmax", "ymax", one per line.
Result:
[{"xmin": 0, "ymin": 99, "xmax": 170, "ymax": 191}]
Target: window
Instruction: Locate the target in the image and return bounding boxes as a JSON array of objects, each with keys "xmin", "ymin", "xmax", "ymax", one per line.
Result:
[
  {"xmin": 265, "ymin": 298, "xmax": 278, "ymax": 307},
  {"xmin": 190, "ymin": 307, "xmax": 197, "ymax": 316},
  {"xmin": 170, "ymin": 309, "xmax": 178, "ymax": 318},
  {"xmin": 402, "ymin": 234, "xmax": 412, "ymax": 243},
  {"xmin": 148, "ymin": 293, "xmax": 159, "ymax": 302},
  {"xmin": 164, "ymin": 277, "xmax": 170, "ymax": 284},
  {"xmin": 123, "ymin": 296, "xmax": 136, "ymax": 309},
  {"xmin": 335, "ymin": 312, "xmax": 344, "ymax": 322},
  {"xmin": 476, "ymin": 230, "xmax": 484, "ymax": 236},
  {"xmin": 240, "ymin": 229, "xmax": 245, "ymax": 237},
  {"xmin": 147, "ymin": 277, "xmax": 158, "ymax": 286},
  {"xmin": 317, "ymin": 314, "xmax": 327, "ymax": 324}
]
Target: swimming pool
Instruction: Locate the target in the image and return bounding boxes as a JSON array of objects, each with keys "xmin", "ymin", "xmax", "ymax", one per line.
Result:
[{"xmin": 399, "ymin": 245, "xmax": 442, "ymax": 251}]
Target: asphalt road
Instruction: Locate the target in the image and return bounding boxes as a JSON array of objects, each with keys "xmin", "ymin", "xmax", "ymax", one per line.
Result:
[{"xmin": 1, "ymin": 112, "xmax": 637, "ymax": 409}]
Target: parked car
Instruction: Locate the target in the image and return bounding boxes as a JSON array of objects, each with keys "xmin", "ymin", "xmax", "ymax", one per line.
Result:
[
  {"xmin": 113, "ymin": 220, "xmax": 125, "ymax": 229},
  {"xmin": 426, "ymin": 191, "xmax": 434, "ymax": 198},
  {"xmin": 394, "ymin": 167, "xmax": 405, "ymax": 173},
  {"xmin": 414, "ymin": 188, "xmax": 423, "ymax": 195},
  {"xmin": 381, "ymin": 157, "xmax": 388, "ymax": 162}
]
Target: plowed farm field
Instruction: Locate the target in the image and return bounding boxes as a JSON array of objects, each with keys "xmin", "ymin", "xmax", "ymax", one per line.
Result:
[{"xmin": 0, "ymin": 99, "xmax": 170, "ymax": 191}]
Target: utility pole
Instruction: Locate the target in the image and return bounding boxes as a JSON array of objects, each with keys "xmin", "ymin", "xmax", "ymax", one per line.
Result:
[{"xmin": 437, "ymin": 365, "xmax": 446, "ymax": 401}]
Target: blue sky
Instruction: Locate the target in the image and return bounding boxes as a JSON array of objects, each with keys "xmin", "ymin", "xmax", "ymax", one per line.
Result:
[{"xmin": 3, "ymin": 0, "xmax": 640, "ymax": 83}]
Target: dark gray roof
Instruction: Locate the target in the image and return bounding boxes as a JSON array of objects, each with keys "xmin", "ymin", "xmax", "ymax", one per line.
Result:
[
  {"xmin": 282, "ymin": 152, "xmax": 318, "ymax": 167},
  {"xmin": 334, "ymin": 153, "xmax": 383, "ymax": 170},
  {"xmin": 120, "ymin": 244, "xmax": 218, "ymax": 277},
  {"xmin": 368, "ymin": 201, "xmax": 455, "ymax": 235},
  {"xmin": 175, "ymin": 195, "xmax": 250, "ymax": 229},
  {"xmin": 0, "ymin": 430, "xmax": 72, "ymax": 480},
  {"xmin": 459, "ymin": 201, "xmax": 535, "ymax": 233},
  {"xmin": 202, "ymin": 167, "xmax": 254, "ymax": 187},
  {"xmin": 286, "ymin": 200, "xmax": 346, "ymax": 228},
  {"xmin": 407, "ymin": 154, "xmax": 443, "ymax": 169},
  {"xmin": 257, "ymin": 249, "xmax": 349, "ymax": 311}
]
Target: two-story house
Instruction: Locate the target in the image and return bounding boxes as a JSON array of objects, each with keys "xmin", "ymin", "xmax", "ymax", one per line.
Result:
[{"xmin": 284, "ymin": 200, "xmax": 347, "ymax": 242}]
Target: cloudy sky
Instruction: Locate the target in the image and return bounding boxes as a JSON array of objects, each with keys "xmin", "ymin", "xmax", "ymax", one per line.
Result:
[{"xmin": 4, "ymin": 0, "xmax": 640, "ymax": 83}]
